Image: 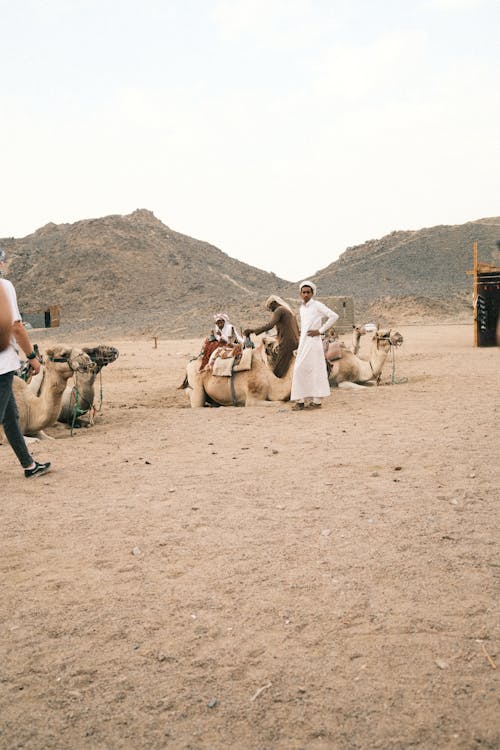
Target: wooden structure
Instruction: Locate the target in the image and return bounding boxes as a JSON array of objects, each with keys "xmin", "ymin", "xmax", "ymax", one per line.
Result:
[
  {"xmin": 23, "ymin": 304, "xmax": 61, "ymax": 330},
  {"xmin": 468, "ymin": 242, "xmax": 500, "ymax": 347}
]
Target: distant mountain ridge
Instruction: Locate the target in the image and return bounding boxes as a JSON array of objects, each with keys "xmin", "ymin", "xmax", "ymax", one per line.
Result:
[
  {"xmin": 1, "ymin": 209, "xmax": 289, "ymax": 336},
  {"xmin": 2, "ymin": 210, "xmax": 498, "ymax": 335},
  {"xmin": 285, "ymin": 217, "xmax": 500, "ymax": 323}
]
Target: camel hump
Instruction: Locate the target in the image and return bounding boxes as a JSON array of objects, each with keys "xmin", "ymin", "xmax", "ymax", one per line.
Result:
[{"xmin": 325, "ymin": 341, "xmax": 343, "ymax": 362}]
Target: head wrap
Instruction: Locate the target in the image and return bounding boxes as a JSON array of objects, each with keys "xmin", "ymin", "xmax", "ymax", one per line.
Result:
[
  {"xmin": 299, "ymin": 280, "xmax": 317, "ymax": 295},
  {"xmin": 265, "ymin": 295, "xmax": 293, "ymax": 314},
  {"xmin": 214, "ymin": 312, "xmax": 229, "ymax": 324}
]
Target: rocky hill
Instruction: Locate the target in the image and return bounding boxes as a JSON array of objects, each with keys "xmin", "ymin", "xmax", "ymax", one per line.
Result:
[
  {"xmin": 288, "ymin": 217, "xmax": 500, "ymax": 323},
  {"xmin": 2, "ymin": 211, "xmax": 498, "ymax": 336},
  {"xmin": 1, "ymin": 209, "xmax": 289, "ymax": 337}
]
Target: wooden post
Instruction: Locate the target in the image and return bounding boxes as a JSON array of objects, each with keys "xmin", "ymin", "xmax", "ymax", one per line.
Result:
[
  {"xmin": 49, "ymin": 304, "xmax": 61, "ymax": 327},
  {"xmin": 473, "ymin": 241, "xmax": 478, "ymax": 347},
  {"xmin": 153, "ymin": 336, "xmax": 158, "ymax": 349}
]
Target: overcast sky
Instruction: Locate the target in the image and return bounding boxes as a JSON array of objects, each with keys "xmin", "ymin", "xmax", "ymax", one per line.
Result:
[{"xmin": 1, "ymin": 0, "xmax": 498, "ymax": 281}]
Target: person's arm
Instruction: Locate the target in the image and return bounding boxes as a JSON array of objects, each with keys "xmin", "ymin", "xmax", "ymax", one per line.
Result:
[
  {"xmin": 307, "ymin": 304, "xmax": 339, "ymax": 337},
  {"xmin": 12, "ymin": 320, "xmax": 41, "ymax": 374},
  {"xmin": 318, "ymin": 304, "xmax": 339, "ymax": 334},
  {"xmin": 247, "ymin": 308, "xmax": 281, "ymax": 337},
  {"xmin": 0, "ymin": 283, "xmax": 11, "ymax": 352},
  {"xmin": 232, "ymin": 326, "xmax": 244, "ymax": 344}
]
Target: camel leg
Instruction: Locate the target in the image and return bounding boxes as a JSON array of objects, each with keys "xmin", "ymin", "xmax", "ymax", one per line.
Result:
[
  {"xmin": 337, "ymin": 382, "xmax": 368, "ymax": 391},
  {"xmin": 189, "ymin": 385, "xmax": 206, "ymax": 408}
]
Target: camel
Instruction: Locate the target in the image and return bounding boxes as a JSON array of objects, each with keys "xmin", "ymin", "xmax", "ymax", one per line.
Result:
[
  {"xmin": 29, "ymin": 345, "xmax": 119, "ymax": 426},
  {"xmin": 350, "ymin": 325, "xmax": 367, "ymax": 355},
  {"xmin": 349, "ymin": 323, "xmax": 378, "ymax": 355},
  {"xmin": 323, "ymin": 323, "xmax": 375, "ymax": 358},
  {"xmin": 181, "ymin": 345, "xmax": 294, "ymax": 407},
  {"xmin": 58, "ymin": 345, "xmax": 119, "ymax": 425},
  {"xmin": 4, "ymin": 345, "xmax": 94, "ymax": 439},
  {"xmin": 328, "ymin": 329, "xmax": 403, "ymax": 388},
  {"xmin": 181, "ymin": 330, "xmax": 403, "ymax": 405}
]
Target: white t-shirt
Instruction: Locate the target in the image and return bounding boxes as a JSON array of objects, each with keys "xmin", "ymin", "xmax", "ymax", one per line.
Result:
[{"xmin": 0, "ymin": 279, "xmax": 21, "ymax": 374}]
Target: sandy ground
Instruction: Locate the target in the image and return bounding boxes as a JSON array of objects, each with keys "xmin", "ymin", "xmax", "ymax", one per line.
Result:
[{"xmin": 1, "ymin": 325, "xmax": 499, "ymax": 750}]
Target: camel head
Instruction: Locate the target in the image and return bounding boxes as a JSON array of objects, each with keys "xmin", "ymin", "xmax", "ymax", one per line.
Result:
[
  {"xmin": 373, "ymin": 329, "xmax": 404, "ymax": 350},
  {"xmin": 82, "ymin": 345, "xmax": 119, "ymax": 373},
  {"xmin": 389, "ymin": 331, "xmax": 403, "ymax": 347},
  {"xmin": 353, "ymin": 324, "xmax": 367, "ymax": 336},
  {"xmin": 44, "ymin": 346, "xmax": 95, "ymax": 382}
]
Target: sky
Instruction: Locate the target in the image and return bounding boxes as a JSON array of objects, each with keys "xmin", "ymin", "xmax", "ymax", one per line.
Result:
[{"xmin": 1, "ymin": 0, "xmax": 499, "ymax": 281}]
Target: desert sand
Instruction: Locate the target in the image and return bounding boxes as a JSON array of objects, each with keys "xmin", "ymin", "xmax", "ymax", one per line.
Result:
[{"xmin": 1, "ymin": 324, "xmax": 499, "ymax": 750}]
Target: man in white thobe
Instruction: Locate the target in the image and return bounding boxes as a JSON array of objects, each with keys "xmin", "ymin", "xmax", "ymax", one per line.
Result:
[{"xmin": 290, "ymin": 280, "xmax": 338, "ymax": 410}]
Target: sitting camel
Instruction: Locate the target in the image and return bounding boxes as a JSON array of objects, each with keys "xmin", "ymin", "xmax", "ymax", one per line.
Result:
[
  {"xmin": 349, "ymin": 324, "xmax": 367, "ymax": 355},
  {"xmin": 29, "ymin": 344, "xmax": 119, "ymax": 425},
  {"xmin": 3, "ymin": 345, "xmax": 94, "ymax": 439},
  {"xmin": 323, "ymin": 323, "xmax": 374, "ymax": 359},
  {"xmin": 328, "ymin": 329, "xmax": 403, "ymax": 388},
  {"xmin": 181, "ymin": 344, "xmax": 293, "ymax": 407},
  {"xmin": 59, "ymin": 344, "xmax": 119, "ymax": 425},
  {"xmin": 181, "ymin": 330, "xmax": 403, "ymax": 405}
]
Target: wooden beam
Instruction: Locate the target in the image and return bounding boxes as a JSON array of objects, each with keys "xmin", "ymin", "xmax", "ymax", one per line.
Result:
[{"xmin": 473, "ymin": 241, "xmax": 478, "ymax": 346}]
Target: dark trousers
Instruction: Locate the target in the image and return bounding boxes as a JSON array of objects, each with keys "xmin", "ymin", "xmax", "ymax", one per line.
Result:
[{"xmin": 0, "ymin": 371, "xmax": 33, "ymax": 468}]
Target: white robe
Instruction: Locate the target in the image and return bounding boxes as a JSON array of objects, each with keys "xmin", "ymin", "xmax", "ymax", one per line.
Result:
[{"xmin": 290, "ymin": 299, "xmax": 338, "ymax": 401}]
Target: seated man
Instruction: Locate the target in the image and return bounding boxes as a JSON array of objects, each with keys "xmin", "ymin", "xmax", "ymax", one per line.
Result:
[
  {"xmin": 199, "ymin": 313, "xmax": 243, "ymax": 371},
  {"xmin": 244, "ymin": 295, "xmax": 299, "ymax": 377}
]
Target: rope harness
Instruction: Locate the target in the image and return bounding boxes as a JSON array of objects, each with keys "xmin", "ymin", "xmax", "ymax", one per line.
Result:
[
  {"xmin": 68, "ymin": 367, "xmax": 106, "ymax": 435},
  {"xmin": 45, "ymin": 352, "xmax": 97, "ymax": 435},
  {"xmin": 376, "ymin": 332, "xmax": 407, "ymax": 385},
  {"xmin": 390, "ymin": 344, "xmax": 408, "ymax": 385},
  {"xmin": 229, "ymin": 337, "xmax": 255, "ymax": 406},
  {"xmin": 372, "ymin": 332, "xmax": 407, "ymax": 385}
]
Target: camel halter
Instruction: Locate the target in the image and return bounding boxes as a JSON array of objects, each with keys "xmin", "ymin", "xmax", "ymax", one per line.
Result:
[
  {"xmin": 47, "ymin": 353, "xmax": 95, "ymax": 373},
  {"xmin": 64, "ymin": 368, "xmax": 105, "ymax": 435}
]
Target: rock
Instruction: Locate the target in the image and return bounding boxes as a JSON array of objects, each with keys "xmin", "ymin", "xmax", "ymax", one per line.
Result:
[{"xmin": 435, "ymin": 658, "xmax": 449, "ymax": 669}]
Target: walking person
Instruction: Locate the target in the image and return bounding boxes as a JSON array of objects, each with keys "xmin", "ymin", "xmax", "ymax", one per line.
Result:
[
  {"xmin": 290, "ymin": 280, "xmax": 338, "ymax": 410},
  {"xmin": 0, "ymin": 247, "xmax": 51, "ymax": 477},
  {"xmin": 0, "ymin": 279, "xmax": 11, "ymax": 352},
  {"xmin": 243, "ymin": 295, "xmax": 299, "ymax": 377}
]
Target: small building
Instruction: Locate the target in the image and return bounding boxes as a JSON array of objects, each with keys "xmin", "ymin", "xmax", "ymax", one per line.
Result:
[
  {"xmin": 317, "ymin": 296, "xmax": 355, "ymax": 333},
  {"xmin": 22, "ymin": 304, "xmax": 61, "ymax": 330}
]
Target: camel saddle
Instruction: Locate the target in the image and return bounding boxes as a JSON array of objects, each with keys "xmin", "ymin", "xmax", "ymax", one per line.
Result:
[{"xmin": 210, "ymin": 345, "xmax": 253, "ymax": 376}]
